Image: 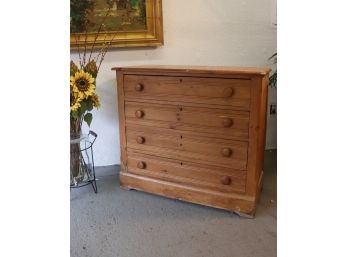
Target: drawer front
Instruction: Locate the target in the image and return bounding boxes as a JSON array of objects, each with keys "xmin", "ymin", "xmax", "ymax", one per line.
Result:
[
  {"xmin": 125, "ymin": 101, "xmax": 249, "ymax": 140},
  {"xmin": 127, "ymin": 152, "xmax": 246, "ymax": 194},
  {"xmin": 126, "ymin": 127, "xmax": 248, "ymax": 170},
  {"xmin": 124, "ymin": 75, "xmax": 251, "ymax": 110}
]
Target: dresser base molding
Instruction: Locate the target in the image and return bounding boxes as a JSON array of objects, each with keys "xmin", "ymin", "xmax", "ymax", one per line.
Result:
[{"xmin": 120, "ymin": 172, "xmax": 258, "ymax": 218}]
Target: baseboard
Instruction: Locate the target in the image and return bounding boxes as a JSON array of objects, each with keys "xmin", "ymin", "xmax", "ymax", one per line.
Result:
[{"xmin": 94, "ymin": 165, "xmax": 120, "ymax": 177}]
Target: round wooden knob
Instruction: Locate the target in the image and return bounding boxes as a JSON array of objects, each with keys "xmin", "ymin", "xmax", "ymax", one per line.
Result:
[
  {"xmin": 223, "ymin": 88, "xmax": 234, "ymax": 97},
  {"xmin": 135, "ymin": 83, "xmax": 144, "ymax": 91},
  {"xmin": 220, "ymin": 176, "xmax": 231, "ymax": 185},
  {"xmin": 137, "ymin": 161, "xmax": 146, "ymax": 169},
  {"xmin": 222, "ymin": 118, "xmax": 233, "ymax": 128},
  {"xmin": 221, "ymin": 148, "xmax": 233, "ymax": 157},
  {"xmin": 135, "ymin": 110, "xmax": 144, "ymax": 118},
  {"xmin": 136, "ymin": 136, "xmax": 145, "ymax": 144}
]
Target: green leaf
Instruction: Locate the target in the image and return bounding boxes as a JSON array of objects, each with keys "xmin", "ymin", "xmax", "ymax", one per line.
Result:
[
  {"xmin": 269, "ymin": 71, "xmax": 277, "ymax": 88},
  {"xmin": 79, "ymin": 101, "xmax": 87, "ymax": 115},
  {"xmin": 71, "ymin": 111, "xmax": 79, "ymax": 119},
  {"xmin": 268, "ymin": 53, "xmax": 277, "ymax": 64},
  {"xmin": 84, "ymin": 113, "xmax": 93, "ymax": 127},
  {"xmin": 86, "ymin": 98, "xmax": 93, "ymax": 111}
]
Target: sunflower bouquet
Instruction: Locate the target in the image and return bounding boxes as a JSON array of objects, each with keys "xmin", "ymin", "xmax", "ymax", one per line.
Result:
[
  {"xmin": 70, "ymin": 60, "xmax": 100, "ymax": 138},
  {"xmin": 70, "ymin": 58, "xmax": 103, "ymax": 184}
]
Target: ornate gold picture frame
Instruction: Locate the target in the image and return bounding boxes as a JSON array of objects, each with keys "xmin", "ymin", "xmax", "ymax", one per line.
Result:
[{"xmin": 70, "ymin": 0, "xmax": 163, "ymax": 49}]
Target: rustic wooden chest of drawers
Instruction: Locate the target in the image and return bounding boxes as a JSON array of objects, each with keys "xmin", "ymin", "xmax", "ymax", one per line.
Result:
[{"xmin": 113, "ymin": 65, "xmax": 270, "ymax": 217}]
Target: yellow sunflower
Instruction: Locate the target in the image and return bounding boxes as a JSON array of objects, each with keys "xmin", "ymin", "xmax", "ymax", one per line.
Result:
[
  {"xmin": 70, "ymin": 70, "xmax": 96, "ymax": 99},
  {"xmin": 70, "ymin": 91, "xmax": 81, "ymax": 112},
  {"xmin": 90, "ymin": 94, "xmax": 101, "ymax": 109}
]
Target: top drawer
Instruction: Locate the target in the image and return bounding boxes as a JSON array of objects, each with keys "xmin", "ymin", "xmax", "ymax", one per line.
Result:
[{"xmin": 124, "ymin": 75, "xmax": 251, "ymax": 110}]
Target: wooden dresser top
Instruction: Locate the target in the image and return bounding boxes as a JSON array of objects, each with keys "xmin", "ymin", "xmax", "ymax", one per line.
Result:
[{"xmin": 112, "ymin": 65, "xmax": 271, "ymax": 76}]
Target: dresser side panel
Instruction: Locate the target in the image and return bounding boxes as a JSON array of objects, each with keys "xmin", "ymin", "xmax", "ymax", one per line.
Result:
[
  {"xmin": 245, "ymin": 76, "xmax": 263, "ymax": 196},
  {"xmin": 257, "ymin": 75, "xmax": 269, "ymax": 180}
]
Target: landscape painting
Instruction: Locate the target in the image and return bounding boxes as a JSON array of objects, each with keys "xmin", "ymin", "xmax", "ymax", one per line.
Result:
[
  {"xmin": 70, "ymin": 0, "xmax": 163, "ymax": 48},
  {"xmin": 94, "ymin": 0, "xmax": 147, "ymax": 31}
]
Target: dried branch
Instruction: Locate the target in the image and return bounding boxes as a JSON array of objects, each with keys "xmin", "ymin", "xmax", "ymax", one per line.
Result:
[
  {"xmin": 82, "ymin": 18, "xmax": 89, "ymax": 68},
  {"xmin": 95, "ymin": 29, "xmax": 110, "ymax": 64},
  {"xmin": 88, "ymin": 5, "xmax": 113, "ymax": 64},
  {"xmin": 72, "ymin": 1, "xmax": 117, "ymax": 75},
  {"xmin": 74, "ymin": 34, "xmax": 83, "ymax": 68},
  {"xmin": 97, "ymin": 33, "xmax": 117, "ymax": 73}
]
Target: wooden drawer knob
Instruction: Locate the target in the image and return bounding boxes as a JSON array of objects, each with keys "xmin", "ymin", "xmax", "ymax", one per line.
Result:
[
  {"xmin": 135, "ymin": 110, "xmax": 144, "ymax": 118},
  {"xmin": 222, "ymin": 118, "xmax": 233, "ymax": 128},
  {"xmin": 223, "ymin": 88, "xmax": 234, "ymax": 97},
  {"xmin": 135, "ymin": 83, "xmax": 144, "ymax": 91},
  {"xmin": 136, "ymin": 136, "xmax": 145, "ymax": 144},
  {"xmin": 220, "ymin": 175, "xmax": 231, "ymax": 185},
  {"xmin": 137, "ymin": 161, "xmax": 146, "ymax": 169},
  {"xmin": 221, "ymin": 148, "xmax": 233, "ymax": 157}
]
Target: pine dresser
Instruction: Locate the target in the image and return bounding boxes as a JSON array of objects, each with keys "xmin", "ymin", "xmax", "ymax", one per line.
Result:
[{"xmin": 112, "ymin": 65, "xmax": 270, "ymax": 218}]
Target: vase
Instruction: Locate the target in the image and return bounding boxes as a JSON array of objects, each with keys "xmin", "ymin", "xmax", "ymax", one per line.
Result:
[{"xmin": 70, "ymin": 117, "xmax": 85, "ymax": 185}]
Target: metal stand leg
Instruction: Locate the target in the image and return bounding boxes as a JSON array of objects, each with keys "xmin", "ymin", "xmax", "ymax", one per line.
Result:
[{"xmin": 91, "ymin": 179, "xmax": 98, "ymax": 193}]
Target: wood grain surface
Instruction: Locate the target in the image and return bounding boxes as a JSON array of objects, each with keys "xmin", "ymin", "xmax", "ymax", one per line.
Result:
[{"xmin": 114, "ymin": 65, "xmax": 270, "ymax": 217}]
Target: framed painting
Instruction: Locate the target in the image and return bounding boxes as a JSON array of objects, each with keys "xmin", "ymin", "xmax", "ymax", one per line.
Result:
[{"xmin": 70, "ymin": 0, "xmax": 163, "ymax": 49}]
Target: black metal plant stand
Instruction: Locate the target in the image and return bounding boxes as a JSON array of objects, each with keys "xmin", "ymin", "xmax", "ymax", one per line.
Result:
[{"xmin": 70, "ymin": 131, "xmax": 98, "ymax": 193}]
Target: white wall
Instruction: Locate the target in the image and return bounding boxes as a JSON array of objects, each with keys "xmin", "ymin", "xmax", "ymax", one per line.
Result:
[{"xmin": 71, "ymin": 0, "xmax": 277, "ymax": 166}]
